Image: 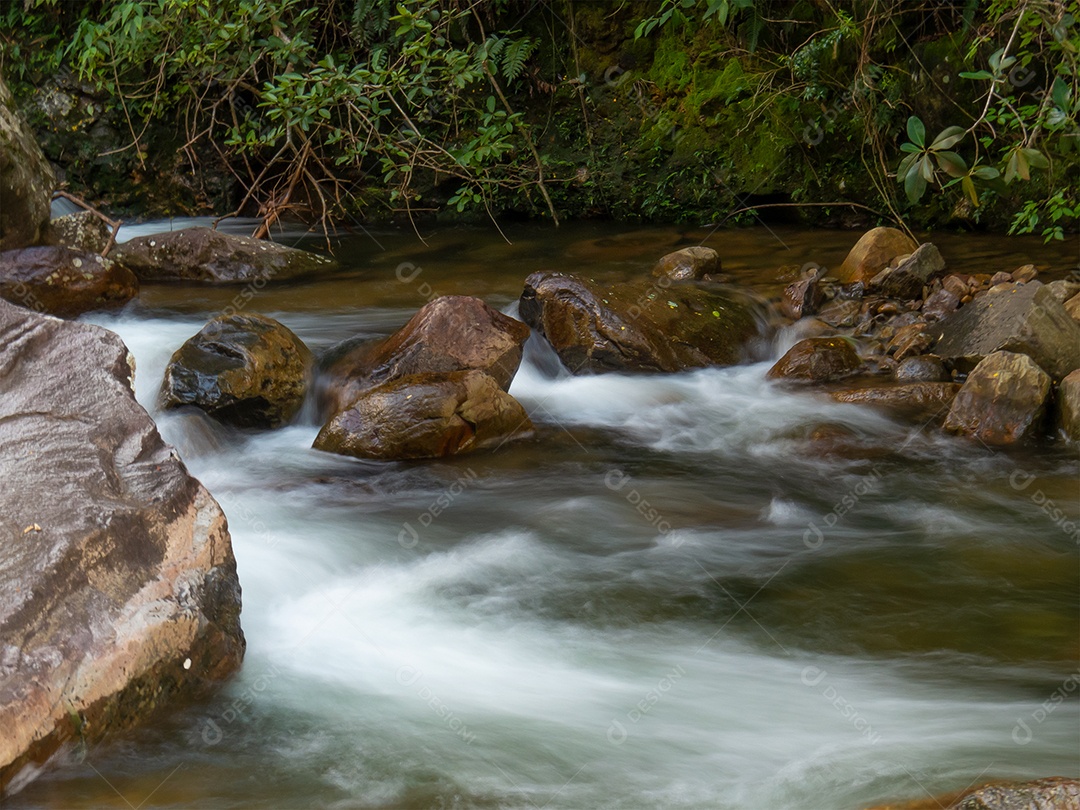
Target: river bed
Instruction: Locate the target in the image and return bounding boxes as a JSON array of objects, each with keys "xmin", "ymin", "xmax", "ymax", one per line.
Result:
[{"xmin": 11, "ymin": 221, "xmax": 1080, "ymax": 810}]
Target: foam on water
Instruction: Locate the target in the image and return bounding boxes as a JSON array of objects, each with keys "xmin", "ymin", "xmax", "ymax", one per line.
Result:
[{"xmin": 25, "ymin": 297, "xmax": 1072, "ymax": 810}]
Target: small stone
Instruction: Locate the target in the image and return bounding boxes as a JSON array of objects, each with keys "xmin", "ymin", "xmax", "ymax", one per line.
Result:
[
  {"xmin": 1012, "ymin": 264, "xmax": 1039, "ymax": 283},
  {"xmin": 895, "ymin": 354, "xmax": 948, "ymax": 382},
  {"xmin": 651, "ymin": 246, "xmax": 720, "ymax": 281}
]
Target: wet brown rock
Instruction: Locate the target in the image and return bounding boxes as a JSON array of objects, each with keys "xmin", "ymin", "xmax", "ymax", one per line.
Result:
[
  {"xmin": 323, "ymin": 295, "xmax": 530, "ymax": 416},
  {"xmin": 111, "ymin": 227, "xmax": 336, "ymax": 283},
  {"xmin": 922, "ymin": 287, "xmax": 961, "ymax": 322},
  {"xmin": 1012, "ymin": 264, "xmax": 1039, "ymax": 283},
  {"xmin": 835, "ymin": 227, "xmax": 918, "ymax": 285},
  {"xmin": 830, "ymin": 382, "xmax": 960, "ymax": 421},
  {"xmin": 767, "ymin": 337, "xmax": 861, "ymax": 383},
  {"xmin": 817, "ymin": 299, "xmax": 862, "ymax": 328},
  {"xmin": 943, "ymin": 351, "xmax": 1051, "ymax": 445},
  {"xmin": 1044, "ymin": 279, "xmax": 1080, "ymax": 303},
  {"xmin": 0, "ymin": 245, "xmax": 138, "ymax": 317},
  {"xmin": 1064, "ymin": 293, "xmax": 1080, "ymax": 323},
  {"xmin": 869, "ymin": 242, "xmax": 945, "ymax": 300},
  {"xmin": 162, "ymin": 314, "xmax": 313, "ymax": 428},
  {"xmin": 942, "ymin": 274, "xmax": 971, "ymax": 298},
  {"xmin": 781, "ymin": 265, "xmax": 825, "ymax": 319},
  {"xmin": 0, "ymin": 74, "xmax": 54, "ymax": 251},
  {"xmin": 652, "ymin": 246, "xmax": 720, "ymax": 281},
  {"xmin": 1058, "ymin": 369, "xmax": 1080, "ymax": 442},
  {"xmin": 314, "ymin": 370, "xmax": 533, "ymax": 461},
  {"xmin": 0, "ymin": 299, "xmax": 244, "ymax": 791},
  {"xmin": 519, "ymin": 271, "xmax": 761, "ymax": 375},
  {"xmin": 989, "ymin": 271, "xmax": 1013, "ymax": 286},
  {"xmin": 932, "ymin": 281, "xmax": 1080, "ymax": 380},
  {"xmin": 895, "ymin": 355, "xmax": 948, "ymax": 382},
  {"xmin": 887, "ymin": 322, "xmax": 931, "ymax": 361}
]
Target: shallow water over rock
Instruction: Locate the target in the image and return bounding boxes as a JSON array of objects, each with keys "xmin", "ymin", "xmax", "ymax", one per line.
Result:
[{"xmin": 10, "ymin": 222, "xmax": 1078, "ymax": 810}]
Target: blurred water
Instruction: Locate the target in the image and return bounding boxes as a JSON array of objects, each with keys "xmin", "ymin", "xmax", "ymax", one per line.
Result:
[{"xmin": 11, "ymin": 222, "xmax": 1079, "ymax": 810}]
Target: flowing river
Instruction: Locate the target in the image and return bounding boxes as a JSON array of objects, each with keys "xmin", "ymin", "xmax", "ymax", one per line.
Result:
[{"xmin": 10, "ymin": 221, "xmax": 1080, "ymax": 809}]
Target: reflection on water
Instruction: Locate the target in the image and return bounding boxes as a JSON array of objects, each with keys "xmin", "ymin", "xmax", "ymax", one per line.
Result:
[{"xmin": 10, "ymin": 222, "xmax": 1079, "ymax": 810}]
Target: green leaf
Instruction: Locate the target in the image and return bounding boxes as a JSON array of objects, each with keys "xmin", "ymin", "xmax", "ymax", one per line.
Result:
[
  {"xmin": 897, "ymin": 152, "xmax": 919, "ymax": 178},
  {"xmin": 959, "ymin": 70, "xmax": 994, "ymax": 80},
  {"xmin": 906, "ymin": 116, "xmax": 925, "ymax": 148},
  {"xmin": 1051, "ymin": 76, "xmax": 1070, "ymax": 109},
  {"xmin": 930, "ymin": 125, "xmax": 966, "ymax": 150},
  {"xmin": 972, "ymin": 166, "xmax": 1000, "ymax": 180},
  {"xmin": 961, "ymin": 175, "xmax": 979, "ymax": 206},
  {"xmin": 1021, "ymin": 148, "xmax": 1049, "ymax": 169},
  {"xmin": 1005, "ymin": 150, "xmax": 1022, "ymax": 183},
  {"xmin": 486, "ymin": 95, "xmax": 496, "ymax": 113},
  {"xmin": 918, "ymin": 154, "xmax": 935, "ymax": 182},
  {"xmin": 904, "ymin": 165, "xmax": 928, "ymax": 203},
  {"xmin": 899, "ymin": 142, "xmax": 920, "ymax": 153},
  {"xmin": 935, "ymin": 150, "xmax": 968, "ymax": 177}
]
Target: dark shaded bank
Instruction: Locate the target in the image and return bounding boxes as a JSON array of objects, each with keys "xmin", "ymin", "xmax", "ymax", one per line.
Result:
[{"xmin": 2, "ymin": 1, "xmax": 1077, "ymax": 236}]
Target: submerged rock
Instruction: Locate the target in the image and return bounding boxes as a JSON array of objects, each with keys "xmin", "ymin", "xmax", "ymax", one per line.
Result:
[
  {"xmin": 0, "ymin": 73, "xmax": 54, "ymax": 251},
  {"xmin": 829, "ymin": 381, "xmax": 960, "ymax": 421},
  {"xmin": 162, "ymin": 313, "xmax": 313, "ymax": 428},
  {"xmin": 111, "ymin": 227, "xmax": 336, "ymax": 283},
  {"xmin": 0, "ymin": 299, "xmax": 244, "ymax": 791},
  {"xmin": 652, "ymin": 246, "xmax": 720, "ymax": 281},
  {"xmin": 767, "ymin": 337, "xmax": 861, "ymax": 383},
  {"xmin": 932, "ymin": 281, "xmax": 1080, "ymax": 381},
  {"xmin": 835, "ymin": 227, "xmax": 918, "ymax": 285},
  {"xmin": 943, "ymin": 351, "xmax": 1050, "ymax": 445},
  {"xmin": 0, "ymin": 245, "xmax": 138, "ymax": 317},
  {"xmin": 519, "ymin": 271, "xmax": 761, "ymax": 374},
  {"xmin": 322, "ymin": 295, "xmax": 530, "ymax": 418},
  {"xmin": 314, "ymin": 370, "xmax": 533, "ymax": 461}
]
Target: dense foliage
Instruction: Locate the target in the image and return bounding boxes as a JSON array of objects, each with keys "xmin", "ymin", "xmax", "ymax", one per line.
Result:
[{"xmin": 1, "ymin": 0, "xmax": 1077, "ymax": 238}]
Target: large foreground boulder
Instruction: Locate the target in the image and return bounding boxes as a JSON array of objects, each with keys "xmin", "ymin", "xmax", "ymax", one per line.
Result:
[
  {"xmin": 0, "ymin": 74, "xmax": 54, "ymax": 251},
  {"xmin": 835, "ymin": 227, "xmax": 917, "ymax": 285},
  {"xmin": 863, "ymin": 777, "xmax": 1080, "ymax": 809},
  {"xmin": 0, "ymin": 299, "xmax": 244, "ymax": 792},
  {"xmin": 314, "ymin": 370, "xmax": 533, "ymax": 461},
  {"xmin": 111, "ymin": 227, "xmax": 336, "ymax": 283},
  {"xmin": 519, "ymin": 271, "xmax": 762, "ymax": 374},
  {"xmin": 0, "ymin": 246, "xmax": 138, "ymax": 317},
  {"xmin": 943, "ymin": 351, "xmax": 1051, "ymax": 445},
  {"xmin": 162, "ymin": 313, "xmax": 313, "ymax": 428},
  {"xmin": 322, "ymin": 295, "xmax": 530, "ymax": 418},
  {"xmin": 932, "ymin": 281, "xmax": 1080, "ymax": 381}
]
